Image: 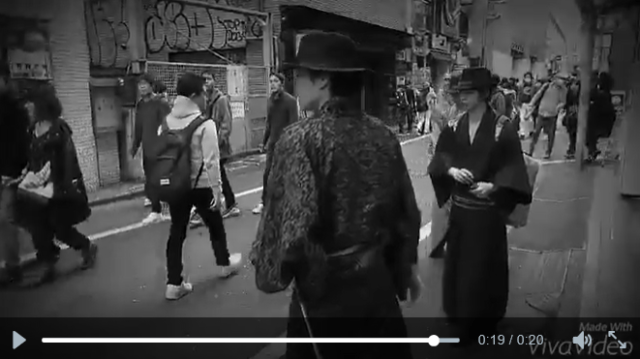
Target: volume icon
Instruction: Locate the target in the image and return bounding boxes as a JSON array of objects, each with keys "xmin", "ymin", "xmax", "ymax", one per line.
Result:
[{"xmin": 573, "ymin": 331, "xmax": 592, "ymax": 349}]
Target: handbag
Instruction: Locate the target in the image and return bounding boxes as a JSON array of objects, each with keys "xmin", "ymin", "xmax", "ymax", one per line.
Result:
[
  {"xmin": 17, "ymin": 181, "xmax": 54, "ymax": 205},
  {"xmin": 17, "ymin": 162, "xmax": 54, "ymax": 205}
]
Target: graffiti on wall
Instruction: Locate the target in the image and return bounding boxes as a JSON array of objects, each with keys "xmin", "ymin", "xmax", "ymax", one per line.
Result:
[
  {"xmin": 144, "ymin": 0, "xmax": 264, "ymax": 55},
  {"xmin": 85, "ymin": 0, "xmax": 131, "ymax": 68}
]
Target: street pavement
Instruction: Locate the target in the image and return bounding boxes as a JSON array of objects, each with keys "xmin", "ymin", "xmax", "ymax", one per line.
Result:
[{"xmin": 0, "ymin": 128, "xmax": 591, "ymax": 359}]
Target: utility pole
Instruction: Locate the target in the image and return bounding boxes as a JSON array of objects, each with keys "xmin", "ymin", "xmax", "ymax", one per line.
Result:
[{"xmin": 480, "ymin": 0, "xmax": 506, "ymax": 67}]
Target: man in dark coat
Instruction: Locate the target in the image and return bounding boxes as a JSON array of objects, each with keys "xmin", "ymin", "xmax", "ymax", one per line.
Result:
[
  {"xmin": 131, "ymin": 73, "xmax": 170, "ymax": 225},
  {"xmin": 203, "ymin": 71, "xmax": 239, "ymax": 219},
  {"xmin": 0, "ymin": 65, "xmax": 30, "ymax": 285},
  {"xmin": 252, "ymin": 72, "xmax": 298, "ymax": 215},
  {"xmin": 250, "ymin": 31, "xmax": 422, "ymax": 359}
]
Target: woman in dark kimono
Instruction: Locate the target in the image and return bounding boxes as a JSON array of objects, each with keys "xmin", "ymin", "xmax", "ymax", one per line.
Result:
[
  {"xmin": 17, "ymin": 87, "xmax": 97, "ymax": 285},
  {"xmin": 428, "ymin": 68, "xmax": 532, "ymax": 342},
  {"xmin": 250, "ymin": 31, "xmax": 423, "ymax": 359},
  {"xmin": 586, "ymin": 72, "xmax": 616, "ymax": 162}
]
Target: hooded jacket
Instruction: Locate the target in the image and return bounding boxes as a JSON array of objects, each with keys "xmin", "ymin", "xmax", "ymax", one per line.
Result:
[{"xmin": 163, "ymin": 96, "xmax": 222, "ymax": 190}]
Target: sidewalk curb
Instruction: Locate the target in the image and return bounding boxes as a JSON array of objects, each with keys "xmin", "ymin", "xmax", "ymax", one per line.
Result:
[{"xmin": 88, "ymin": 149, "xmax": 264, "ymax": 207}]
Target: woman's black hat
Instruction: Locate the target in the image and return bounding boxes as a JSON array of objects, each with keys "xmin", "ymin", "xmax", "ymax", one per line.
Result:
[
  {"xmin": 284, "ymin": 31, "xmax": 364, "ymax": 72},
  {"xmin": 456, "ymin": 67, "xmax": 493, "ymax": 91}
]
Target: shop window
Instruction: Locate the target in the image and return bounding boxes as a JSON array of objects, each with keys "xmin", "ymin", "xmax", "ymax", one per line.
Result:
[
  {"xmin": 593, "ymin": 33, "xmax": 612, "ymax": 72},
  {"xmin": 458, "ymin": 12, "xmax": 469, "ymax": 38},
  {"xmin": 422, "ymin": 0, "xmax": 436, "ymax": 33}
]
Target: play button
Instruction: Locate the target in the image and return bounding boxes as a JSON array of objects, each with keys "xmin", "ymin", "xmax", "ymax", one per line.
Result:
[{"xmin": 13, "ymin": 331, "xmax": 26, "ymax": 349}]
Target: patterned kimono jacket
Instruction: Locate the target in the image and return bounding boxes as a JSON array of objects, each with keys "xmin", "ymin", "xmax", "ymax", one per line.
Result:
[
  {"xmin": 428, "ymin": 108, "xmax": 532, "ymax": 339},
  {"xmin": 250, "ymin": 98, "xmax": 421, "ymax": 359}
]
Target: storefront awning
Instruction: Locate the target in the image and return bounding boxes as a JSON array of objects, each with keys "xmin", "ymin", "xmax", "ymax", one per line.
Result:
[{"xmin": 428, "ymin": 50, "xmax": 453, "ymax": 62}]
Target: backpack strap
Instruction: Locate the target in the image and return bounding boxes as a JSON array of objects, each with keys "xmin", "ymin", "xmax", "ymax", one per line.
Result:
[{"xmin": 185, "ymin": 116, "xmax": 211, "ymax": 188}]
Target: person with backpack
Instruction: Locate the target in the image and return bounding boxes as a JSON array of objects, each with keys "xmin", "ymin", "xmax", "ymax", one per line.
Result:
[
  {"xmin": 527, "ymin": 73, "xmax": 568, "ymax": 159},
  {"xmin": 150, "ymin": 73, "xmax": 242, "ymax": 300}
]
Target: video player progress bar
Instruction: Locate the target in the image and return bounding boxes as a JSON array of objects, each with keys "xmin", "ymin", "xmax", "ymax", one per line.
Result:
[{"xmin": 42, "ymin": 336, "xmax": 460, "ymax": 346}]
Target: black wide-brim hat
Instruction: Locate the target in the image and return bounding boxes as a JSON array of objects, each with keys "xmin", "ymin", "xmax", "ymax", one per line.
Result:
[
  {"xmin": 455, "ymin": 67, "xmax": 493, "ymax": 91},
  {"xmin": 284, "ymin": 31, "xmax": 365, "ymax": 72}
]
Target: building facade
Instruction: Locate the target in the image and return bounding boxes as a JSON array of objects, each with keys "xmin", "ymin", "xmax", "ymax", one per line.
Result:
[
  {"xmin": 0, "ymin": 0, "xmax": 99, "ymax": 190},
  {"xmin": 465, "ymin": 0, "xmax": 581, "ymax": 79}
]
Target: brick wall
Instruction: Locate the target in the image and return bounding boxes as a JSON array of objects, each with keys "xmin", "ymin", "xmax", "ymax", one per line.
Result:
[{"xmin": 0, "ymin": 0, "xmax": 99, "ymax": 191}]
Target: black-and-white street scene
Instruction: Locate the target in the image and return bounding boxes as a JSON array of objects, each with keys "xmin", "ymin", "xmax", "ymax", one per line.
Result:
[{"xmin": 1, "ymin": 0, "xmax": 639, "ymax": 358}]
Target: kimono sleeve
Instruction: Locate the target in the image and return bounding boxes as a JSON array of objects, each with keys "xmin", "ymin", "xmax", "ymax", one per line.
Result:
[
  {"xmin": 492, "ymin": 121, "xmax": 533, "ymax": 208},
  {"xmin": 427, "ymin": 123, "xmax": 456, "ymax": 207},
  {"xmin": 249, "ymin": 129, "xmax": 320, "ymax": 293}
]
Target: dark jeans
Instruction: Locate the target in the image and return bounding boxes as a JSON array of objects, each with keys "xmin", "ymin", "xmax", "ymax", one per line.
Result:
[
  {"xmin": 166, "ymin": 188, "xmax": 230, "ymax": 285},
  {"xmin": 30, "ymin": 220, "xmax": 89, "ymax": 262},
  {"xmin": 261, "ymin": 148, "xmax": 274, "ymax": 204},
  {"xmin": 0, "ymin": 184, "xmax": 20, "ymax": 268},
  {"xmin": 567, "ymin": 125, "xmax": 577, "ymax": 155},
  {"xmin": 143, "ymin": 159, "xmax": 162, "ymax": 213},
  {"xmin": 586, "ymin": 127, "xmax": 600, "ymax": 157},
  {"xmin": 220, "ymin": 158, "xmax": 236, "ymax": 207},
  {"xmin": 529, "ymin": 115, "xmax": 557, "ymax": 156}
]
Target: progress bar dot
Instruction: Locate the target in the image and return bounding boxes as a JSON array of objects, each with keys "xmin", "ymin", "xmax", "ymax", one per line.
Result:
[{"xmin": 428, "ymin": 335, "xmax": 440, "ymax": 347}]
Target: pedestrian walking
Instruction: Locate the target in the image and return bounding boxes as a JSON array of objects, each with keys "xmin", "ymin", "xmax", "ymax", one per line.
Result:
[
  {"xmin": 252, "ymin": 72, "xmax": 298, "ymax": 215},
  {"xmin": 155, "ymin": 73, "xmax": 242, "ymax": 300},
  {"xmin": 190, "ymin": 71, "xmax": 239, "ymax": 227},
  {"xmin": 16, "ymin": 87, "xmax": 97, "ymax": 285},
  {"xmin": 563, "ymin": 79, "xmax": 580, "ymax": 159},
  {"xmin": 428, "ymin": 67, "xmax": 532, "ymax": 343},
  {"xmin": 131, "ymin": 73, "xmax": 171, "ymax": 224},
  {"xmin": 586, "ymin": 72, "xmax": 616, "ymax": 163},
  {"xmin": 527, "ymin": 73, "xmax": 568, "ymax": 159},
  {"xmin": 0, "ymin": 65, "xmax": 31, "ymax": 286},
  {"xmin": 250, "ymin": 31, "xmax": 422, "ymax": 359},
  {"xmin": 489, "ymin": 74, "xmax": 507, "ymax": 117}
]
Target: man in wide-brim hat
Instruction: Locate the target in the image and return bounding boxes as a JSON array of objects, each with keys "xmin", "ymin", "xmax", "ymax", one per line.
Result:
[
  {"xmin": 428, "ymin": 67, "xmax": 533, "ymax": 343},
  {"xmin": 250, "ymin": 30, "xmax": 422, "ymax": 359}
]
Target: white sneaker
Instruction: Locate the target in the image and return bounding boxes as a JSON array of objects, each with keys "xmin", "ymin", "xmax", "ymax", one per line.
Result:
[
  {"xmin": 218, "ymin": 253, "xmax": 242, "ymax": 278},
  {"xmin": 144, "ymin": 198, "xmax": 152, "ymax": 207},
  {"xmin": 142, "ymin": 212, "xmax": 163, "ymax": 225},
  {"xmin": 165, "ymin": 282, "xmax": 193, "ymax": 300},
  {"xmin": 252, "ymin": 203, "xmax": 263, "ymax": 214}
]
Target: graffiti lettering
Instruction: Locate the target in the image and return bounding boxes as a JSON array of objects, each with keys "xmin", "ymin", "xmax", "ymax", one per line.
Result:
[
  {"xmin": 144, "ymin": 0, "xmax": 263, "ymax": 55},
  {"xmin": 85, "ymin": 0, "xmax": 131, "ymax": 68}
]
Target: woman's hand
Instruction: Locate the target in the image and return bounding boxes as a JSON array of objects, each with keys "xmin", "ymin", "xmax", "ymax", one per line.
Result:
[
  {"xmin": 470, "ymin": 182, "xmax": 495, "ymax": 198},
  {"xmin": 448, "ymin": 167, "xmax": 474, "ymax": 185}
]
